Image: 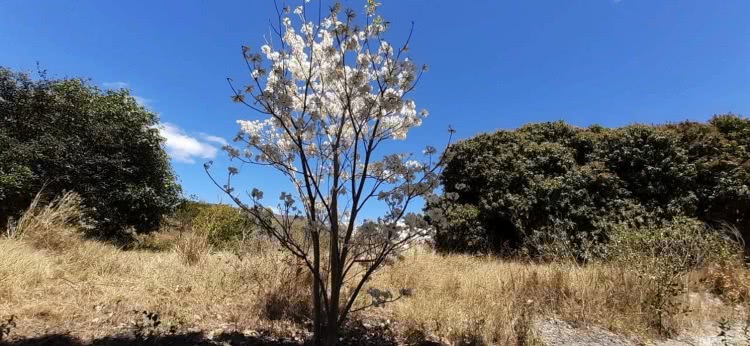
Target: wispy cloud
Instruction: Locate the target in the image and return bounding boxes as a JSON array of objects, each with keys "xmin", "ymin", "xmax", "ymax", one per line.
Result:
[
  {"xmin": 200, "ymin": 133, "xmax": 229, "ymax": 146},
  {"xmin": 612, "ymin": 0, "xmax": 624, "ymax": 4},
  {"xmin": 158, "ymin": 123, "xmax": 224, "ymax": 164},
  {"xmin": 102, "ymin": 81, "xmax": 129, "ymax": 89}
]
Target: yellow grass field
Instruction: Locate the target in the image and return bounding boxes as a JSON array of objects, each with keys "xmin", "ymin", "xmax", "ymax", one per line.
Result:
[{"xmin": 1, "ymin": 225, "xmax": 747, "ymax": 345}]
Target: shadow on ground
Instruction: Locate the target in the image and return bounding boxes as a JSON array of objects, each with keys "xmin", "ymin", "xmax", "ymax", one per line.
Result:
[
  {"xmin": 1, "ymin": 325, "xmax": 406, "ymax": 346},
  {"xmin": 3, "ymin": 331, "xmax": 286, "ymax": 346}
]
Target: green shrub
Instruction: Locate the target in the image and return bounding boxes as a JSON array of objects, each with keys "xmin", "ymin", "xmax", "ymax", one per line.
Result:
[
  {"xmin": 0, "ymin": 67, "xmax": 180, "ymax": 238},
  {"xmin": 165, "ymin": 198, "xmax": 213, "ymax": 232},
  {"xmin": 428, "ymin": 201, "xmax": 488, "ymax": 253},
  {"xmin": 191, "ymin": 204, "xmax": 254, "ymax": 246}
]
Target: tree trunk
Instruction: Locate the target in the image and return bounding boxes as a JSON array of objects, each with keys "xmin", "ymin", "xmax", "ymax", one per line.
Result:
[
  {"xmin": 325, "ymin": 238, "xmax": 341, "ymax": 345},
  {"xmin": 326, "ymin": 152, "xmax": 342, "ymax": 346},
  {"xmin": 312, "ymin": 231, "xmax": 322, "ymax": 346},
  {"xmin": 325, "ymin": 289, "xmax": 340, "ymax": 346}
]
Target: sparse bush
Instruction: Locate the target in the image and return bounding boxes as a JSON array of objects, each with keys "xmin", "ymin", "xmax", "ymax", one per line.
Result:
[
  {"xmin": 607, "ymin": 217, "xmax": 739, "ymax": 336},
  {"xmin": 191, "ymin": 204, "xmax": 254, "ymax": 247}
]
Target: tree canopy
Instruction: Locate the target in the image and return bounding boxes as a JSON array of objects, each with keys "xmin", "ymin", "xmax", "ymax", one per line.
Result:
[{"xmin": 0, "ymin": 67, "xmax": 181, "ymax": 238}]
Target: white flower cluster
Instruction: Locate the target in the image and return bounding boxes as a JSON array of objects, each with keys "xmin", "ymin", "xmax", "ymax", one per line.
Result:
[{"xmin": 236, "ymin": 2, "xmax": 427, "ymax": 165}]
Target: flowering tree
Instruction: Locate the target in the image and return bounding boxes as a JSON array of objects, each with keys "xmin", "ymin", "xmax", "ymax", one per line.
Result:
[{"xmin": 206, "ymin": 1, "xmax": 449, "ymax": 344}]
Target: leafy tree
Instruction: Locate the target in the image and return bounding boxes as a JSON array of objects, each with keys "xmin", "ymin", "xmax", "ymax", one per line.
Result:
[
  {"xmin": 0, "ymin": 67, "xmax": 180, "ymax": 238},
  {"xmin": 207, "ymin": 2, "xmax": 446, "ymax": 344}
]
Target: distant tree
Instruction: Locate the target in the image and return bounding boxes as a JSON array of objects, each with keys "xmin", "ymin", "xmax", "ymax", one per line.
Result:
[
  {"xmin": 0, "ymin": 67, "xmax": 181, "ymax": 238},
  {"xmin": 207, "ymin": 1, "xmax": 447, "ymax": 344}
]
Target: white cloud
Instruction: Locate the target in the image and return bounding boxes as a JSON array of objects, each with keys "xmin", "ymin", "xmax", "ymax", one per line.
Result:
[
  {"xmin": 102, "ymin": 81, "xmax": 129, "ymax": 89},
  {"xmin": 200, "ymin": 133, "xmax": 229, "ymax": 146},
  {"xmin": 158, "ymin": 123, "xmax": 221, "ymax": 164},
  {"xmin": 612, "ymin": 0, "xmax": 624, "ymax": 3}
]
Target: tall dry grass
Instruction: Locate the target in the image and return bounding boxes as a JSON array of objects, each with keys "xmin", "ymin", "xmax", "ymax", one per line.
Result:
[
  {"xmin": 5, "ymin": 191, "xmax": 83, "ymax": 251},
  {"xmin": 363, "ymin": 248, "xmax": 737, "ymax": 345},
  {"xmin": 0, "ymin": 235, "xmax": 309, "ymax": 340},
  {"xmin": 174, "ymin": 232, "xmax": 211, "ymax": 266},
  {"xmin": 1, "ymin": 199, "xmax": 747, "ymax": 344},
  {"xmin": 1, "ymin": 235, "xmax": 739, "ymax": 344}
]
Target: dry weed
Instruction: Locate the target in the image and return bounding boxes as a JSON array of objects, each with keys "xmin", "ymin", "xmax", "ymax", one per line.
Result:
[
  {"xmin": 174, "ymin": 232, "xmax": 210, "ymax": 266},
  {"xmin": 5, "ymin": 191, "xmax": 83, "ymax": 252}
]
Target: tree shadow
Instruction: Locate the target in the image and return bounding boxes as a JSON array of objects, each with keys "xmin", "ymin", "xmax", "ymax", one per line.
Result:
[
  {"xmin": 1, "ymin": 331, "xmax": 301, "ymax": 346},
  {"xmin": 2, "ymin": 324, "xmax": 402, "ymax": 346}
]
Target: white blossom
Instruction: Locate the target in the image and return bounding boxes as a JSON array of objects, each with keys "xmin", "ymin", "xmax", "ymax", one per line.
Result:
[
  {"xmin": 232, "ymin": 0, "xmax": 433, "ymax": 215},
  {"xmin": 405, "ymin": 160, "xmax": 423, "ymax": 170}
]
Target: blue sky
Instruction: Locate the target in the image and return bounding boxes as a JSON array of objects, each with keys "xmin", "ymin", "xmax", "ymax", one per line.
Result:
[{"xmin": 2, "ymin": 0, "xmax": 749, "ymax": 208}]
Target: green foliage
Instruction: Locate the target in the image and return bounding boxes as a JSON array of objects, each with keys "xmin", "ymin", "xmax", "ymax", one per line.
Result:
[
  {"xmin": 191, "ymin": 204, "xmax": 254, "ymax": 246},
  {"xmin": 0, "ymin": 67, "xmax": 180, "ymax": 238},
  {"xmin": 166, "ymin": 198, "xmax": 213, "ymax": 232},
  {"xmin": 430, "ymin": 203, "xmax": 488, "ymax": 254},
  {"xmin": 429, "ymin": 116, "xmax": 750, "ymax": 258}
]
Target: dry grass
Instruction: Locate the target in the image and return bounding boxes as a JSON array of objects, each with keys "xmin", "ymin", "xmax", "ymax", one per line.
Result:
[
  {"xmin": 5, "ymin": 191, "xmax": 83, "ymax": 251},
  {"xmin": 0, "ymin": 235, "xmax": 308, "ymax": 341},
  {"xmin": 365, "ymin": 248, "xmax": 738, "ymax": 344},
  {"xmin": 700, "ymin": 259, "xmax": 750, "ymax": 304},
  {"xmin": 1, "ymin": 206, "xmax": 747, "ymax": 344},
  {"xmin": 174, "ymin": 232, "xmax": 211, "ymax": 266}
]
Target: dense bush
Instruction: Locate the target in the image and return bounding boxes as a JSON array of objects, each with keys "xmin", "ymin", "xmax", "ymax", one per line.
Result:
[
  {"xmin": 427, "ymin": 115, "xmax": 750, "ymax": 257},
  {"xmin": 0, "ymin": 67, "xmax": 180, "ymax": 238}
]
